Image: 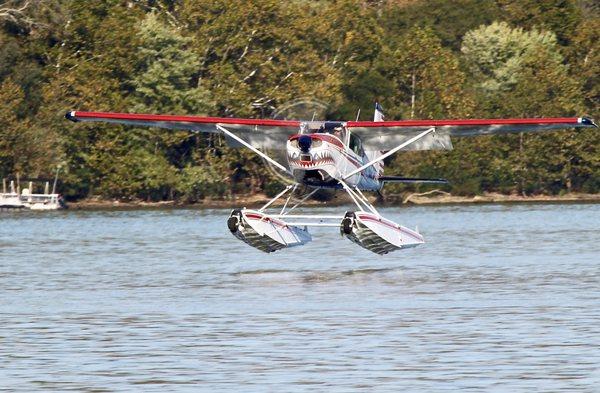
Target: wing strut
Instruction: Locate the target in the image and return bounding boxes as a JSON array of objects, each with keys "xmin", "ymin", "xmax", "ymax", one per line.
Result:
[
  {"xmin": 343, "ymin": 127, "xmax": 435, "ymax": 179},
  {"xmin": 339, "ymin": 179, "xmax": 379, "ymax": 215},
  {"xmin": 215, "ymin": 124, "xmax": 289, "ymax": 174}
]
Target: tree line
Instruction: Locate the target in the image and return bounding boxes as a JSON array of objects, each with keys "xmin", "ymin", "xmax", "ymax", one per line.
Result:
[{"xmin": 0, "ymin": 0, "xmax": 597, "ymax": 201}]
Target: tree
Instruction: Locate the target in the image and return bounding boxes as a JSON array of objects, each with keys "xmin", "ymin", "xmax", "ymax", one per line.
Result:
[
  {"xmin": 461, "ymin": 21, "xmax": 562, "ymax": 94},
  {"xmin": 376, "ymin": 28, "xmax": 479, "ymax": 194},
  {"xmin": 0, "ymin": 80, "xmax": 61, "ymax": 178},
  {"xmin": 130, "ymin": 13, "xmax": 213, "ymax": 171},
  {"xmin": 36, "ymin": 0, "xmax": 145, "ymax": 199},
  {"xmin": 178, "ymin": 0, "xmax": 342, "ymax": 117},
  {"xmin": 131, "ymin": 13, "xmax": 212, "ymax": 115},
  {"xmin": 0, "ymin": 0, "xmax": 596, "ymax": 200},
  {"xmin": 382, "ymin": 28, "xmax": 473, "ymax": 120},
  {"xmin": 461, "ymin": 22, "xmax": 590, "ymax": 194},
  {"xmin": 176, "ymin": 0, "xmax": 346, "ymax": 195},
  {"xmin": 0, "ymin": 0, "xmax": 39, "ymax": 32},
  {"xmin": 495, "ymin": 0, "xmax": 582, "ymax": 46},
  {"xmin": 567, "ymin": 17, "xmax": 599, "ymax": 115},
  {"xmin": 381, "ymin": 0, "xmax": 504, "ymax": 50}
]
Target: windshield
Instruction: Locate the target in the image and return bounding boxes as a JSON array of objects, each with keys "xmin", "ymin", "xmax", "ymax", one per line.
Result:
[{"xmin": 300, "ymin": 122, "xmax": 348, "ymax": 145}]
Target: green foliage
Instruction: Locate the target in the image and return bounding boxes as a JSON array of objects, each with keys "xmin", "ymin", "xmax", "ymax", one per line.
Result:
[
  {"xmin": 567, "ymin": 17, "xmax": 599, "ymax": 114},
  {"xmin": 496, "ymin": 0, "xmax": 582, "ymax": 46},
  {"xmin": 131, "ymin": 13, "xmax": 212, "ymax": 115},
  {"xmin": 462, "ymin": 22, "xmax": 562, "ymax": 94},
  {"xmin": 130, "ymin": 12, "xmax": 213, "ymax": 173},
  {"xmin": 381, "ymin": 27, "xmax": 474, "ymax": 120},
  {"xmin": 382, "ymin": 0, "xmax": 504, "ymax": 50},
  {"xmin": 94, "ymin": 147, "xmax": 179, "ymax": 201},
  {"xmin": 0, "ymin": 0, "xmax": 597, "ymax": 201},
  {"xmin": 0, "ymin": 80, "xmax": 61, "ymax": 177},
  {"xmin": 460, "ymin": 21, "xmax": 589, "ymax": 195},
  {"xmin": 179, "ymin": 161, "xmax": 230, "ymax": 202}
]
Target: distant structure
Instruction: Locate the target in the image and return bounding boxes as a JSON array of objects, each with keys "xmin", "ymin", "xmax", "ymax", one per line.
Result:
[{"xmin": 0, "ymin": 170, "xmax": 65, "ymax": 210}]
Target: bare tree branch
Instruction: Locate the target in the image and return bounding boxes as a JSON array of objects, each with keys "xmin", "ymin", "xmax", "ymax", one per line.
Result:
[
  {"xmin": 0, "ymin": 0, "xmax": 31, "ymax": 20},
  {"xmin": 0, "ymin": 0, "xmax": 47, "ymax": 30}
]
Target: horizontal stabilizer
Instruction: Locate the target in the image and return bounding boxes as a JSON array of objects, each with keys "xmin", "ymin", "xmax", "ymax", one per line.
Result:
[{"xmin": 379, "ymin": 176, "xmax": 449, "ymax": 184}]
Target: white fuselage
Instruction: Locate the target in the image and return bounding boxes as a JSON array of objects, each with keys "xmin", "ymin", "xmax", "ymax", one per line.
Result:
[{"xmin": 286, "ymin": 132, "xmax": 381, "ymax": 190}]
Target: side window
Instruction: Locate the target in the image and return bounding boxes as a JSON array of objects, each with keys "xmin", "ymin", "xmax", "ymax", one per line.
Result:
[
  {"xmin": 337, "ymin": 128, "xmax": 347, "ymax": 144},
  {"xmin": 349, "ymin": 133, "xmax": 363, "ymax": 156}
]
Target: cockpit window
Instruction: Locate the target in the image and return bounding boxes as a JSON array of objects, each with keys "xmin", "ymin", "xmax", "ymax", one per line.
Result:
[
  {"xmin": 303, "ymin": 123, "xmax": 347, "ymax": 143},
  {"xmin": 330, "ymin": 127, "xmax": 346, "ymax": 142},
  {"xmin": 349, "ymin": 133, "xmax": 363, "ymax": 156}
]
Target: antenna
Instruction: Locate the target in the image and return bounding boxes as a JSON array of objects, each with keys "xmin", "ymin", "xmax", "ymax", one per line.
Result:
[
  {"xmin": 52, "ymin": 167, "xmax": 61, "ymax": 195},
  {"xmin": 355, "ymin": 108, "xmax": 361, "ymax": 121}
]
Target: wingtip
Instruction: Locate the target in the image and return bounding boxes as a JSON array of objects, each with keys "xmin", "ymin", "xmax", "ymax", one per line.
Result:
[
  {"xmin": 581, "ymin": 116, "xmax": 597, "ymax": 128},
  {"xmin": 65, "ymin": 111, "xmax": 78, "ymax": 122}
]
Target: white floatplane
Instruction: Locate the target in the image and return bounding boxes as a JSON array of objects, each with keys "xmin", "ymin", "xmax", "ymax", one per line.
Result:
[{"xmin": 66, "ymin": 104, "xmax": 596, "ymax": 254}]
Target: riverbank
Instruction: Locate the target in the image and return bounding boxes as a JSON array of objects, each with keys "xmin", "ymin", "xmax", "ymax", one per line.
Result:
[
  {"xmin": 66, "ymin": 191, "xmax": 600, "ymax": 210},
  {"xmin": 393, "ymin": 191, "xmax": 600, "ymax": 205}
]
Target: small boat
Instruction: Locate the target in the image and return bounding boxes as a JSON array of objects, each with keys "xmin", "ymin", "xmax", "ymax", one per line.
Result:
[
  {"xmin": 1, "ymin": 172, "xmax": 65, "ymax": 211},
  {"xmin": 21, "ymin": 188, "xmax": 63, "ymax": 210},
  {"xmin": 0, "ymin": 180, "xmax": 24, "ymax": 209}
]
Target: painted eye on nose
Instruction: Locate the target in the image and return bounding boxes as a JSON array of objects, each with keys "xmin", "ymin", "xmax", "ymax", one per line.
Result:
[
  {"xmin": 289, "ymin": 139, "xmax": 299, "ymax": 148},
  {"xmin": 311, "ymin": 139, "xmax": 322, "ymax": 148}
]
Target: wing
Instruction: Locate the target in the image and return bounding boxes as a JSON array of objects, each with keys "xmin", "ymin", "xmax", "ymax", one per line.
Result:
[
  {"xmin": 65, "ymin": 111, "xmax": 301, "ymax": 150},
  {"xmin": 347, "ymin": 117, "xmax": 597, "ymax": 151}
]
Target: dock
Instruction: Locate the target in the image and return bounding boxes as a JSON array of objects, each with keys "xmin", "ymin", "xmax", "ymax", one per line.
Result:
[{"xmin": 1, "ymin": 176, "xmax": 65, "ymax": 210}]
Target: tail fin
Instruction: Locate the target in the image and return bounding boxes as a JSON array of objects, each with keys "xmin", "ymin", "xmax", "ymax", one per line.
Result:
[
  {"xmin": 374, "ymin": 102, "xmax": 385, "ymax": 122},
  {"xmin": 369, "ymin": 102, "xmax": 385, "ymax": 178}
]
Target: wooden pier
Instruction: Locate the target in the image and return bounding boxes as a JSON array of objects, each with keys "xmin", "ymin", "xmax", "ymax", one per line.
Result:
[{"xmin": 1, "ymin": 175, "xmax": 65, "ymax": 210}]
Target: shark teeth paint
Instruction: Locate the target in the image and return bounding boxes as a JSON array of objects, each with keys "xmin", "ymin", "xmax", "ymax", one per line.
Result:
[
  {"xmin": 288, "ymin": 157, "xmax": 335, "ymax": 168},
  {"xmin": 288, "ymin": 150, "xmax": 335, "ymax": 168}
]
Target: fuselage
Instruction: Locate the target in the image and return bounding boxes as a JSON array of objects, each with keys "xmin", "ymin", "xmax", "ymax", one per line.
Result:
[{"xmin": 286, "ymin": 122, "xmax": 382, "ymax": 190}]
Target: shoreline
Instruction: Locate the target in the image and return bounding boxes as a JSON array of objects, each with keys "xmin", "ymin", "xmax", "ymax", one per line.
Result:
[{"xmin": 66, "ymin": 192, "xmax": 600, "ymax": 210}]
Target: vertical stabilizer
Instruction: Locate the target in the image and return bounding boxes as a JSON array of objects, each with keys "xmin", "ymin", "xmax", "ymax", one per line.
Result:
[
  {"xmin": 374, "ymin": 102, "xmax": 385, "ymax": 122},
  {"xmin": 369, "ymin": 102, "xmax": 385, "ymax": 180}
]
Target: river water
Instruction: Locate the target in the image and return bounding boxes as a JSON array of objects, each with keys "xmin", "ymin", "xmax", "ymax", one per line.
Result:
[{"xmin": 1, "ymin": 203, "xmax": 599, "ymax": 392}]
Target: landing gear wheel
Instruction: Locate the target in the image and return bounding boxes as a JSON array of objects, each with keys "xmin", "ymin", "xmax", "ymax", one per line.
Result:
[
  {"xmin": 341, "ymin": 212, "xmax": 355, "ymax": 235},
  {"xmin": 227, "ymin": 210, "xmax": 241, "ymax": 233}
]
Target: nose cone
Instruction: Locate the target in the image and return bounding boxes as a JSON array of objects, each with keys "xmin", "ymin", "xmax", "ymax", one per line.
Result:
[{"xmin": 298, "ymin": 135, "xmax": 312, "ymax": 152}]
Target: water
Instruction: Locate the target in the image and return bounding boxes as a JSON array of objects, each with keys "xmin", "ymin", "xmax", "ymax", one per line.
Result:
[{"xmin": 1, "ymin": 203, "xmax": 599, "ymax": 392}]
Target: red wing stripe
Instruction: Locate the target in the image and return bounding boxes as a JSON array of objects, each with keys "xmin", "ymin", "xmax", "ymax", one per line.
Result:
[
  {"xmin": 245, "ymin": 213, "xmax": 287, "ymax": 228},
  {"xmin": 347, "ymin": 117, "xmax": 582, "ymax": 128},
  {"xmin": 69, "ymin": 111, "xmax": 301, "ymax": 127},
  {"xmin": 70, "ymin": 112, "xmax": 591, "ymax": 129},
  {"xmin": 358, "ymin": 215, "xmax": 425, "ymax": 240}
]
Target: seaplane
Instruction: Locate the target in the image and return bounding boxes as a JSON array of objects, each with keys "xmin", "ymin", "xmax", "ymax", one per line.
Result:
[{"xmin": 66, "ymin": 104, "xmax": 596, "ymax": 254}]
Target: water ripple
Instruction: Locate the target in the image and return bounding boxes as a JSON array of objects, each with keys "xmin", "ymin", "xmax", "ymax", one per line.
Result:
[{"xmin": 1, "ymin": 204, "xmax": 599, "ymax": 391}]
